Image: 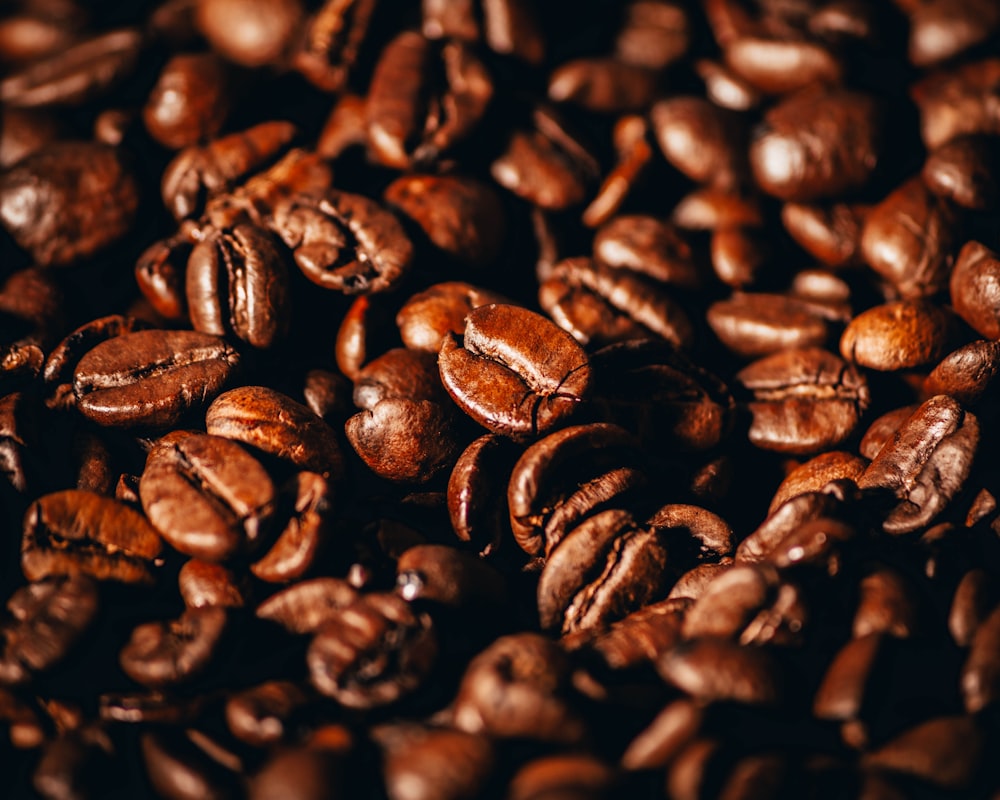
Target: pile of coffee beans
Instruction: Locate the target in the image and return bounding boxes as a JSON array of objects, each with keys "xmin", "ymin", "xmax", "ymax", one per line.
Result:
[{"xmin": 2, "ymin": 0, "xmax": 1000, "ymax": 797}]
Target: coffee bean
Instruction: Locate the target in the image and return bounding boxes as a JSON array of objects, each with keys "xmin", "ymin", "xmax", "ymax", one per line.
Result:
[
  {"xmin": 186, "ymin": 224, "xmax": 291, "ymax": 349},
  {"xmin": 451, "ymin": 633, "xmax": 587, "ymax": 744},
  {"xmin": 491, "ymin": 106, "xmax": 599, "ymax": 210},
  {"xmin": 143, "ymin": 52, "xmax": 234, "ymax": 150},
  {"xmin": 206, "ymin": 386, "xmax": 343, "ymax": 477},
  {"xmin": 911, "ymin": 58, "xmax": 1000, "ymax": 149},
  {"xmin": 908, "ymin": 0, "xmax": 1000, "ymax": 68},
  {"xmin": 672, "ymin": 187, "xmax": 765, "ymax": 230},
  {"xmin": 251, "ymin": 472, "xmax": 334, "ymax": 583},
  {"xmin": 119, "ymin": 606, "xmax": 229, "ymax": 689},
  {"xmin": 922, "ymin": 134, "xmax": 1000, "ymax": 210},
  {"xmin": 196, "ymin": 0, "xmax": 303, "ymax": 67},
  {"xmin": 73, "ymin": 329, "xmax": 240, "ymax": 429},
  {"xmin": 768, "ymin": 451, "xmax": 867, "ymax": 513},
  {"xmin": 270, "ymin": 190, "xmax": 414, "ymax": 294},
  {"xmin": 708, "ymin": 293, "xmax": 832, "ymax": 358},
  {"xmin": 292, "ymin": 0, "xmax": 378, "ymax": 92},
  {"xmin": 0, "ymin": 28, "xmax": 143, "ymax": 108},
  {"xmin": 0, "ymin": 107, "xmax": 64, "ymax": 168},
  {"xmin": 507, "ymin": 754, "xmax": 617, "ymax": 800},
  {"xmin": 507, "ymin": 423, "xmax": 645, "ymax": 556},
  {"xmin": 858, "ymin": 395, "xmax": 979, "ymax": 534},
  {"xmin": 0, "ymin": 141, "xmax": 140, "ymax": 267},
  {"xmin": 616, "ymin": 2, "xmax": 689, "ymax": 69},
  {"xmin": 255, "ymin": 577, "xmax": 358, "ymax": 635},
  {"xmin": 657, "ymin": 638, "xmax": 782, "ymax": 706},
  {"xmin": 948, "ymin": 568, "xmax": 999, "ymax": 647},
  {"xmin": 840, "ymin": 300, "xmax": 953, "ymax": 371},
  {"xmin": 248, "ymin": 746, "xmax": 343, "ymax": 800},
  {"xmin": 43, "ymin": 315, "xmax": 151, "ymax": 410},
  {"xmin": 725, "ymin": 37, "xmax": 843, "ymax": 95},
  {"xmin": 651, "ymin": 96, "xmax": 745, "ymax": 188},
  {"xmin": 961, "ymin": 604, "xmax": 1000, "ymax": 712},
  {"xmin": 859, "ymin": 405, "xmax": 918, "ymax": 460},
  {"xmin": 593, "ymin": 214, "xmax": 700, "ymax": 288},
  {"xmin": 307, "ymin": 592, "xmax": 437, "ymax": 708},
  {"xmin": 736, "ymin": 347, "xmax": 869, "ymax": 455},
  {"xmin": 950, "ymin": 240, "xmax": 1000, "ymax": 340},
  {"xmin": 375, "ymin": 723, "xmax": 496, "ymax": 800},
  {"xmin": 780, "ymin": 202, "xmax": 867, "ymax": 268},
  {"xmin": 549, "ymin": 57, "xmax": 658, "ymax": 113},
  {"xmin": 384, "ymin": 175, "xmax": 505, "ymax": 266},
  {"xmin": 750, "ymin": 88, "xmax": 880, "ymax": 202},
  {"xmin": 621, "ymin": 698, "xmax": 703, "ymax": 770},
  {"xmin": 178, "ymin": 560, "xmax": 247, "ymax": 609},
  {"xmin": 439, "ymin": 303, "xmax": 592, "ymax": 441},
  {"xmin": 396, "ymin": 282, "xmax": 508, "ymax": 354},
  {"xmin": 923, "ymin": 340, "xmax": 1000, "ymax": 406},
  {"xmin": 23, "ymin": 489, "xmax": 163, "ymax": 584},
  {"xmin": 0, "ymin": 575, "xmax": 98, "ymax": 686},
  {"xmin": 141, "ymin": 729, "xmax": 239, "ymax": 800}
]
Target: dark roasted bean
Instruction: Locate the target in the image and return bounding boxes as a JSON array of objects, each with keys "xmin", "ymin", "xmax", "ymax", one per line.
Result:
[{"xmin": 119, "ymin": 606, "xmax": 229, "ymax": 689}]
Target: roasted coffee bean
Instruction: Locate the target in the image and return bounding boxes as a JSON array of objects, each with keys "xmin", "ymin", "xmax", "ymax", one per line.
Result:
[
  {"xmin": 921, "ymin": 135, "xmax": 1000, "ymax": 210},
  {"xmin": 647, "ymin": 503, "xmax": 734, "ymax": 562},
  {"xmin": 780, "ymin": 202, "xmax": 867, "ymax": 268},
  {"xmin": 396, "ymin": 282, "xmax": 507, "ymax": 354},
  {"xmin": 302, "ymin": 369, "xmax": 351, "ymax": 422},
  {"xmin": 446, "ymin": 434, "xmax": 518, "ymax": 556},
  {"xmin": 859, "ymin": 395, "xmax": 979, "ymax": 534},
  {"xmin": 911, "ymin": 58, "xmax": 1000, "ymax": 150},
  {"xmin": 961, "ymin": 604, "xmax": 1000, "ymax": 712},
  {"xmin": 346, "ymin": 397, "xmax": 463, "ymax": 484},
  {"xmin": 307, "ymin": 593, "xmax": 437, "ymax": 708},
  {"xmin": 861, "ymin": 715, "xmax": 985, "ymax": 792},
  {"xmin": 657, "ymin": 638, "xmax": 782, "ymax": 706},
  {"xmin": 949, "ymin": 568, "xmax": 999, "ymax": 647},
  {"xmin": 119, "ymin": 606, "xmax": 229, "ymax": 689},
  {"xmin": 750, "ymin": 88, "xmax": 880, "ymax": 202},
  {"xmin": 206, "ymin": 386, "xmax": 343, "ymax": 477},
  {"xmin": 651, "ymin": 96, "xmax": 745, "ymax": 189},
  {"xmin": 549, "ymin": 58, "xmax": 658, "ymax": 113},
  {"xmin": 43, "ymin": 315, "xmax": 150, "ymax": 410},
  {"xmin": 439, "ymin": 303, "xmax": 592, "ymax": 441},
  {"xmin": 143, "ymin": 52, "xmax": 234, "ymax": 150},
  {"xmin": 537, "ymin": 509, "xmax": 674, "ymax": 634},
  {"xmin": 352, "ymin": 348, "xmax": 447, "ymax": 410},
  {"xmin": 593, "ymin": 214, "xmax": 700, "ymax": 289},
  {"xmin": 141, "ymin": 729, "xmax": 239, "ymax": 800},
  {"xmin": 140, "ymin": 431, "xmax": 276, "ymax": 561},
  {"xmin": 22, "ymin": 490, "xmax": 163, "ymax": 584},
  {"xmin": 374, "ymin": 722, "xmax": 495, "ymax": 800},
  {"xmin": 859, "ymin": 405, "xmax": 918, "ymax": 460},
  {"xmin": 0, "ymin": 575, "xmax": 98, "ymax": 686},
  {"xmin": 226, "ymin": 680, "xmax": 308, "ymax": 746},
  {"xmin": 270, "ymin": 190, "xmax": 414, "ymax": 294},
  {"xmin": 908, "ymin": 0, "xmax": 1000, "ymax": 67},
  {"xmin": 616, "ymin": 1, "xmax": 689, "ymax": 69},
  {"xmin": 161, "ymin": 121, "xmax": 297, "ymax": 220},
  {"xmin": 384, "ymin": 174, "xmax": 505, "ymax": 266},
  {"xmin": 707, "ymin": 293, "xmax": 831, "ymax": 358},
  {"xmin": 451, "ymin": 633, "xmax": 587, "ymax": 744},
  {"xmin": 178, "ymin": 560, "xmax": 247, "ymax": 609},
  {"xmin": 766, "ymin": 516, "xmax": 857, "ymax": 573},
  {"xmin": 1, "ymin": 392, "xmax": 39, "ymax": 494},
  {"xmin": 566, "ymin": 597, "xmax": 689, "ymax": 671},
  {"xmin": 251, "ymin": 472, "xmax": 334, "ymax": 583},
  {"xmin": 335, "ymin": 295, "xmax": 404, "ymax": 381},
  {"xmin": 73, "ymin": 329, "xmax": 240, "ymax": 429},
  {"xmin": 0, "ymin": 28, "xmax": 143, "ymax": 108},
  {"xmin": 709, "ymin": 226, "xmax": 769, "ymax": 288},
  {"xmin": 196, "ymin": 0, "xmax": 303, "ymax": 67},
  {"xmin": 248, "ymin": 746, "xmax": 344, "ymax": 800},
  {"xmin": 672, "ymin": 186, "xmax": 765, "ymax": 230},
  {"xmin": 317, "ymin": 92, "xmax": 369, "ymax": 158},
  {"xmin": 723, "ymin": 37, "xmax": 843, "ymax": 96},
  {"xmin": 507, "ymin": 754, "xmax": 617, "ymax": 800},
  {"xmin": 507, "ymin": 423, "xmax": 645, "ymax": 556},
  {"xmin": 186, "ymin": 224, "xmax": 291, "ymax": 349},
  {"xmin": 98, "ymin": 691, "xmax": 206, "ymax": 726},
  {"xmin": 292, "ymin": 0, "xmax": 378, "ymax": 92},
  {"xmin": 491, "ymin": 106, "xmax": 599, "ymax": 210},
  {"xmin": 923, "ymin": 340, "xmax": 1000, "ymax": 406},
  {"xmin": 540, "ymin": 256, "xmax": 695, "ymax": 350},
  {"xmin": 366, "ymin": 32, "xmax": 492, "ymax": 170},
  {"xmin": 621, "ymin": 698, "xmax": 703, "ymax": 770},
  {"xmin": 0, "ymin": 141, "xmax": 140, "ymax": 267},
  {"xmin": 950, "ymin": 240, "xmax": 1000, "ymax": 340},
  {"xmin": 582, "ymin": 115, "xmax": 655, "ymax": 228},
  {"xmin": 32, "ymin": 727, "xmax": 114, "ymax": 800},
  {"xmin": 853, "ymin": 567, "xmax": 920, "ymax": 639},
  {"xmin": 134, "ymin": 230, "xmax": 193, "ymax": 322},
  {"xmin": 736, "ymin": 347, "xmax": 869, "ymax": 455},
  {"xmin": 768, "ymin": 451, "xmax": 867, "ymax": 513},
  {"xmin": 694, "ymin": 58, "xmax": 760, "ymax": 111},
  {"xmin": 860, "ymin": 177, "xmax": 959, "ymax": 298},
  {"xmin": 422, "ymin": 0, "xmax": 545, "ymax": 64},
  {"xmin": 841, "ymin": 300, "xmax": 953, "ymax": 371},
  {"xmin": 255, "ymin": 577, "xmax": 358, "ymax": 635}
]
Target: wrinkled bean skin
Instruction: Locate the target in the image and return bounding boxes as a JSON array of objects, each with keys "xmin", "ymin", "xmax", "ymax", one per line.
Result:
[{"xmin": 0, "ymin": 142, "xmax": 140, "ymax": 267}]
